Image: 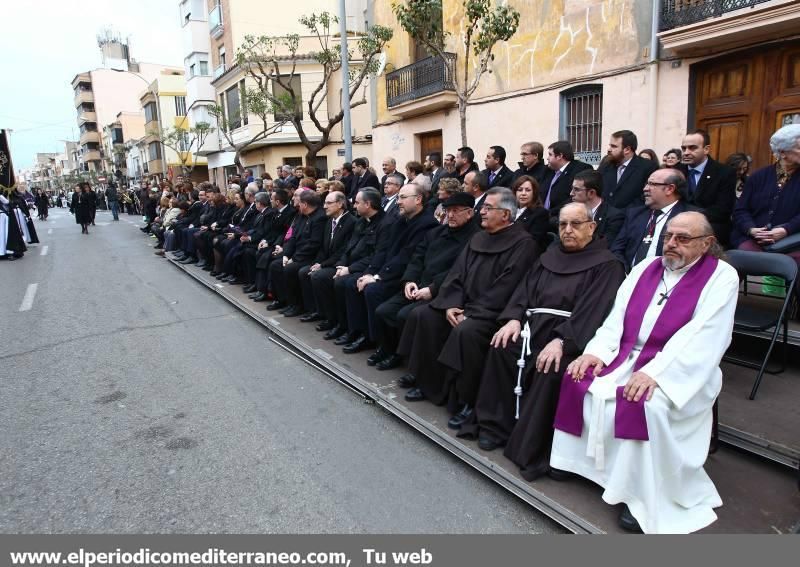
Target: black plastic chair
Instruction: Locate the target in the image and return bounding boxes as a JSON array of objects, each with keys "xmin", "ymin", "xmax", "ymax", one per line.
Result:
[{"xmin": 723, "ymin": 250, "xmax": 798, "ymax": 400}]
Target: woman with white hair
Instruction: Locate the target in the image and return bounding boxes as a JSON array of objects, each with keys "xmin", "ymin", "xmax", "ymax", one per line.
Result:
[{"xmin": 731, "ymin": 124, "xmax": 800, "ymax": 260}]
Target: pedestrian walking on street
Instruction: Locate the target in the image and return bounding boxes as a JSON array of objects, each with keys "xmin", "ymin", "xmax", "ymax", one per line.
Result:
[
  {"xmin": 35, "ymin": 190, "xmax": 49, "ymax": 220},
  {"xmin": 88, "ymin": 186, "xmax": 97, "ymax": 226},
  {"xmin": 72, "ymin": 183, "xmax": 92, "ymax": 234},
  {"xmin": 106, "ymin": 182, "xmax": 120, "ymax": 221}
]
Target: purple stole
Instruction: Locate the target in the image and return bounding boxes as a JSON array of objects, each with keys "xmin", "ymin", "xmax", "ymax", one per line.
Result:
[{"xmin": 553, "ymin": 255, "xmax": 718, "ymax": 441}]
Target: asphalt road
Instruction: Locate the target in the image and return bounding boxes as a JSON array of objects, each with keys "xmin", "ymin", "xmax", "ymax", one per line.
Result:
[{"xmin": 0, "ymin": 206, "xmax": 562, "ymax": 534}]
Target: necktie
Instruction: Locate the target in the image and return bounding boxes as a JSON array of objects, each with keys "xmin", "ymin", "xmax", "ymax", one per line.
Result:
[
  {"xmin": 617, "ymin": 164, "xmax": 626, "ymax": 183},
  {"xmin": 331, "ymin": 217, "xmax": 338, "ymax": 238},
  {"xmin": 543, "ymin": 170, "xmax": 562, "ymax": 210},
  {"xmin": 381, "ymin": 196, "xmax": 388, "ymax": 208},
  {"xmin": 688, "ymin": 169, "xmax": 698, "ymax": 197},
  {"xmin": 489, "ymin": 171, "xmax": 496, "ymax": 185},
  {"xmin": 633, "ymin": 209, "xmax": 663, "ymax": 265}
]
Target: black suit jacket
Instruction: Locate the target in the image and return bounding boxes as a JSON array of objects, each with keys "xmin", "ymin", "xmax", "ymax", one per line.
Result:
[
  {"xmin": 515, "ymin": 206, "xmax": 549, "ymax": 249},
  {"xmin": 611, "ymin": 201, "xmax": 698, "ymax": 271},
  {"xmin": 285, "ymin": 207, "xmax": 326, "ymax": 264},
  {"xmin": 482, "ymin": 165, "xmax": 515, "ymax": 189},
  {"xmin": 355, "ymin": 171, "xmax": 381, "ymax": 193},
  {"xmin": 593, "ymin": 200, "xmax": 625, "ymax": 245},
  {"xmin": 678, "ymin": 158, "xmax": 737, "ymax": 244},
  {"xmin": 601, "ymin": 155, "xmax": 658, "ymax": 210},
  {"xmin": 381, "ymin": 171, "xmax": 406, "ymax": 193},
  {"xmin": 430, "ymin": 168, "xmax": 454, "ymax": 195},
  {"xmin": 512, "ymin": 162, "xmax": 549, "ymax": 186},
  {"xmin": 337, "ymin": 210, "xmax": 388, "ymax": 273},
  {"xmin": 543, "ymin": 160, "xmax": 594, "ymax": 220},
  {"xmin": 244, "ymin": 208, "xmax": 272, "ymax": 246},
  {"xmin": 264, "ymin": 205, "xmax": 296, "ymax": 246},
  {"xmin": 315, "ymin": 212, "xmax": 357, "ymax": 267}
]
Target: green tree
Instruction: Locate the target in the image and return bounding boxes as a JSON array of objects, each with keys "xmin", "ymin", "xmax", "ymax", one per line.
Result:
[
  {"xmin": 208, "ymin": 84, "xmax": 287, "ymax": 173},
  {"xmin": 393, "ymin": 0, "xmax": 520, "ymax": 146},
  {"xmin": 235, "ymin": 12, "xmax": 393, "ymax": 166},
  {"xmin": 155, "ymin": 121, "xmax": 215, "ymax": 177}
]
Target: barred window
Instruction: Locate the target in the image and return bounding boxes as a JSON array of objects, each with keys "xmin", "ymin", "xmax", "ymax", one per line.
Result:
[{"xmin": 560, "ymin": 85, "xmax": 603, "ymax": 166}]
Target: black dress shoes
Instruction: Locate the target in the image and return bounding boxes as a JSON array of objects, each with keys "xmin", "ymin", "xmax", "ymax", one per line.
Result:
[
  {"xmin": 215, "ymin": 272, "xmax": 228, "ymax": 280},
  {"xmin": 477, "ymin": 434, "xmax": 504, "ymax": 452},
  {"xmin": 251, "ymin": 292, "xmax": 267, "ymax": 302},
  {"xmin": 243, "ymin": 285, "xmax": 257, "ymax": 293},
  {"xmin": 179, "ymin": 256, "xmax": 197, "ymax": 264},
  {"xmin": 404, "ymin": 388, "xmax": 426, "ymax": 402},
  {"xmin": 447, "ymin": 405, "xmax": 473, "ymax": 430},
  {"xmin": 316, "ymin": 320, "xmax": 336, "ymax": 332},
  {"xmin": 376, "ymin": 354, "xmax": 403, "ymax": 371},
  {"xmin": 282, "ymin": 306, "xmax": 304, "ymax": 317},
  {"xmin": 547, "ymin": 467, "xmax": 576, "ymax": 482},
  {"xmin": 397, "ymin": 373, "xmax": 416, "ymax": 388},
  {"xmin": 266, "ymin": 300, "xmax": 286, "ymax": 311},
  {"xmin": 366, "ymin": 348, "xmax": 388, "ymax": 366},
  {"xmin": 201, "ymin": 265, "xmax": 213, "ymax": 271},
  {"xmin": 333, "ymin": 331, "xmax": 358, "ymax": 346},
  {"xmin": 196, "ymin": 260, "xmax": 207, "ymax": 269},
  {"xmin": 299, "ymin": 312, "xmax": 323, "ymax": 323},
  {"xmin": 324, "ymin": 326, "xmax": 347, "ymax": 341},
  {"xmin": 619, "ymin": 505, "xmax": 642, "ymax": 533},
  {"xmin": 343, "ymin": 335, "xmax": 374, "ymax": 354}
]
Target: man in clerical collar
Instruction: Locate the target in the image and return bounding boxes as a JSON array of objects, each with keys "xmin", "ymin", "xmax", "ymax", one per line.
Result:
[
  {"xmin": 460, "ymin": 203, "xmax": 625, "ymax": 476},
  {"xmin": 550, "ymin": 211, "xmax": 737, "ymax": 534}
]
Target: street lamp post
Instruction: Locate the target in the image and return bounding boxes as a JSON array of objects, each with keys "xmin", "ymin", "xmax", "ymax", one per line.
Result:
[
  {"xmin": 111, "ymin": 69, "xmax": 166, "ymax": 180},
  {"xmin": 339, "ymin": 0, "xmax": 352, "ymax": 163}
]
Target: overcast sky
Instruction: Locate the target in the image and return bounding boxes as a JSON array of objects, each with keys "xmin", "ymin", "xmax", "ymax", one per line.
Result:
[{"xmin": 0, "ymin": 0, "xmax": 184, "ymax": 169}]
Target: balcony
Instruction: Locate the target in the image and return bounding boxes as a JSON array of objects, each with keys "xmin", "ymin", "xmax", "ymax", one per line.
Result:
[
  {"xmin": 385, "ymin": 54, "xmax": 457, "ymax": 119},
  {"xmin": 659, "ymin": 0, "xmax": 800, "ymax": 55},
  {"xmin": 77, "ymin": 110, "xmax": 97, "ymax": 124},
  {"xmin": 209, "ymin": 5, "xmax": 223, "ymax": 39},
  {"xmin": 79, "ymin": 129, "xmax": 100, "ymax": 145},
  {"xmin": 82, "ymin": 150, "xmax": 101, "ymax": 162},
  {"xmin": 74, "ymin": 89, "xmax": 94, "ymax": 107},
  {"xmin": 213, "ymin": 63, "xmax": 226, "ymax": 79}
]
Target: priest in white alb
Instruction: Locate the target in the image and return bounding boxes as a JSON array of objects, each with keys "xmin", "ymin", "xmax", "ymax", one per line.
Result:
[{"xmin": 549, "ymin": 212, "xmax": 739, "ymax": 534}]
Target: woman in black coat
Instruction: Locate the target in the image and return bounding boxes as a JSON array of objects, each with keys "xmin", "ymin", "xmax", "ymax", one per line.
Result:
[
  {"xmin": 36, "ymin": 190, "xmax": 49, "ymax": 220},
  {"xmin": 72, "ymin": 183, "xmax": 93, "ymax": 234},
  {"xmin": 512, "ymin": 175, "xmax": 550, "ymax": 250}
]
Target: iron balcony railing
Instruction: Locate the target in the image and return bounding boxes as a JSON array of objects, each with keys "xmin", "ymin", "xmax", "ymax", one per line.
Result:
[
  {"xmin": 386, "ymin": 53, "xmax": 456, "ymax": 108},
  {"xmin": 660, "ymin": 0, "xmax": 774, "ymax": 31}
]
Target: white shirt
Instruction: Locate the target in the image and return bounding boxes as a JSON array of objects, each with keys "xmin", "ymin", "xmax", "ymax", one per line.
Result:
[
  {"xmin": 384, "ymin": 194, "xmax": 397, "ymax": 212},
  {"xmin": 646, "ymin": 201, "xmax": 677, "ymax": 259}
]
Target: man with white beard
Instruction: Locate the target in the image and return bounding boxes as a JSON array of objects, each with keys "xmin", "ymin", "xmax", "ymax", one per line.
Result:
[{"xmin": 549, "ymin": 211, "xmax": 738, "ymax": 534}]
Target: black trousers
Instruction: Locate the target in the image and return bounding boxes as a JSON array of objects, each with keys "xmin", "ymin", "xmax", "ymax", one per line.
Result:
[
  {"xmin": 310, "ymin": 268, "xmax": 344, "ymax": 324},
  {"xmin": 374, "ymin": 292, "xmax": 430, "ymax": 353},
  {"xmin": 270, "ymin": 259, "xmax": 307, "ymax": 307},
  {"xmin": 300, "ymin": 265, "xmax": 334, "ymax": 315},
  {"xmin": 240, "ymin": 245, "xmax": 260, "ymax": 283}
]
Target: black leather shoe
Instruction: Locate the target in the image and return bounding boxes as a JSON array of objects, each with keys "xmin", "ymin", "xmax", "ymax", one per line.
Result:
[
  {"xmin": 547, "ymin": 467, "xmax": 576, "ymax": 482},
  {"xmin": 282, "ymin": 306, "xmax": 304, "ymax": 317},
  {"xmin": 619, "ymin": 505, "xmax": 642, "ymax": 533},
  {"xmin": 266, "ymin": 300, "xmax": 286, "ymax": 311},
  {"xmin": 366, "ymin": 348, "xmax": 388, "ymax": 366},
  {"xmin": 201, "ymin": 265, "xmax": 213, "ymax": 271},
  {"xmin": 316, "ymin": 320, "xmax": 336, "ymax": 332},
  {"xmin": 251, "ymin": 292, "xmax": 267, "ymax": 302},
  {"xmin": 324, "ymin": 326, "xmax": 347, "ymax": 341},
  {"xmin": 226, "ymin": 278, "xmax": 242, "ymax": 285},
  {"xmin": 397, "ymin": 373, "xmax": 416, "ymax": 388},
  {"xmin": 343, "ymin": 336, "xmax": 374, "ymax": 354},
  {"xmin": 179, "ymin": 257, "xmax": 197, "ymax": 264},
  {"xmin": 477, "ymin": 434, "xmax": 504, "ymax": 452},
  {"xmin": 376, "ymin": 354, "xmax": 403, "ymax": 371},
  {"xmin": 404, "ymin": 388, "xmax": 426, "ymax": 402},
  {"xmin": 300, "ymin": 312, "xmax": 322, "ymax": 323},
  {"xmin": 196, "ymin": 260, "xmax": 207, "ymax": 269},
  {"xmin": 215, "ymin": 273, "xmax": 228, "ymax": 280},
  {"xmin": 333, "ymin": 331, "xmax": 357, "ymax": 345},
  {"xmin": 243, "ymin": 285, "xmax": 257, "ymax": 293},
  {"xmin": 278, "ymin": 305, "xmax": 294, "ymax": 315},
  {"xmin": 447, "ymin": 405, "xmax": 473, "ymax": 430}
]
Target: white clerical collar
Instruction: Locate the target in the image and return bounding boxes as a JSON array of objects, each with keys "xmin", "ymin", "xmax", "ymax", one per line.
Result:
[{"xmin": 279, "ymin": 204, "xmax": 288, "ymax": 213}]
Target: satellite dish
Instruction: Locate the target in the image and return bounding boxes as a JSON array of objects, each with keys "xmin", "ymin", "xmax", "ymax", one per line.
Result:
[{"xmin": 375, "ymin": 53, "xmax": 388, "ymax": 76}]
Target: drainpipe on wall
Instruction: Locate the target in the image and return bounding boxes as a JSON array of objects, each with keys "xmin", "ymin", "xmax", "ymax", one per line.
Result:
[{"xmin": 648, "ymin": 0, "xmax": 663, "ymax": 151}]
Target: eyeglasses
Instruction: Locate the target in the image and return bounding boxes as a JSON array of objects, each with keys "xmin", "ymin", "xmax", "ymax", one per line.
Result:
[
  {"xmin": 662, "ymin": 232, "xmax": 711, "ymax": 244},
  {"xmin": 645, "ymin": 181, "xmax": 672, "ymax": 187},
  {"xmin": 520, "ymin": 152, "xmax": 532, "ymax": 156},
  {"xmin": 480, "ymin": 204, "xmax": 506, "ymax": 212},
  {"xmin": 570, "ymin": 185, "xmax": 587, "ymax": 192},
  {"xmin": 558, "ymin": 220, "xmax": 593, "ymax": 229}
]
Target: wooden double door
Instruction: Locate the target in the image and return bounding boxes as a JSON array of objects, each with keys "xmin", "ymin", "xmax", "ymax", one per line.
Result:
[{"xmin": 692, "ymin": 41, "xmax": 800, "ymax": 169}]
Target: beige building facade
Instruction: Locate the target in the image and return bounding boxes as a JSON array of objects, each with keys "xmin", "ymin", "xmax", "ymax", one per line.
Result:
[
  {"xmin": 204, "ymin": 0, "xmax": 373, "ymax": 186},
  {"xmin": 372, "ymin": 0, "xmax": 800, "ymax": 172}
]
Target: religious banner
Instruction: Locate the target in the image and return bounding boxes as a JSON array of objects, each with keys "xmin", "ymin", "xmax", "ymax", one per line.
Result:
[{"xmin": 0, "ymin": 129, "xmax": 17, "ymax": 196}]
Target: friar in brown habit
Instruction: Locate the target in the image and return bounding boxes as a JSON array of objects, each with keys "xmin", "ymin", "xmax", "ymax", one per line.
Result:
[
  {"xmin": 398, "ymin": 187, "xmax": 540, "ymax": 429},
  {"xmin": 460, "ymin": 203, "xmax": 625, "ymax": 480}
]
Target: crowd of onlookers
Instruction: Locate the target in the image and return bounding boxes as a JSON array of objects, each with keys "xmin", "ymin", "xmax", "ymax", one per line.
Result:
[{"xmin": 128, "ymin": 124, "xmax": 800, "ymax": 506}]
